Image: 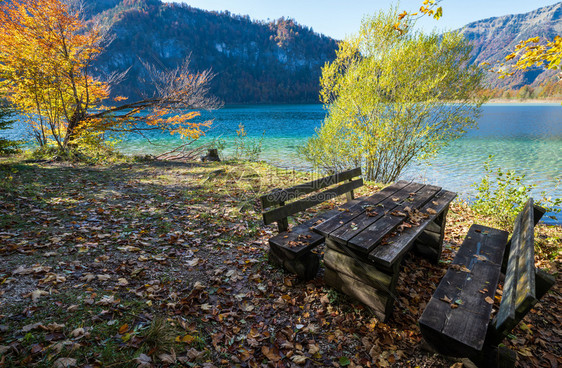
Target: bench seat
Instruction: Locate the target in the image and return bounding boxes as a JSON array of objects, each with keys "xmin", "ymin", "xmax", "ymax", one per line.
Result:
[
  {"xmin": 419, "ymin": 199, "xmax": 555, "ymax": 367},
  {"xmin": 269, "ymin": 199, "xmax": 363, "ymax": 260},
  {"xmin": 419, "ymin": 224, "xmax": 509, "ymax": 355}
]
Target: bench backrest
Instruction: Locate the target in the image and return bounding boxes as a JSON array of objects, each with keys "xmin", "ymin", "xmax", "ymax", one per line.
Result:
[
  {"xmin": 493, "ymin": 198, "xmax": 539, "ymax": 335},
  {"xmin": 260, "ymin": 167, "xmax": 363, "ymax": 232}
]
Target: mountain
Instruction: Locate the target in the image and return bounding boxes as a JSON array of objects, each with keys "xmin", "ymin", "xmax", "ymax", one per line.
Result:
[
  {"xmin": 460, "ymin": 2, "xmax": 562, "ymax": 89},
  {"xmin": 85, "ymin": 0, "xmax": 561, "ymax": 103},
  {"xmin": 87, "ymin": 0, "xmax": 338, "ymax": 104}
]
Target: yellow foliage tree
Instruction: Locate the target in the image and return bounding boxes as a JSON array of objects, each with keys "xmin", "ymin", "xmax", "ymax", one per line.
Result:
[
  {"xmin": 0, "ymin": 0, "xmax": 219, "ymax": 151},
  {"xmin": 502, "ymin": 36, "xmax": 562, "ymax": 79}
]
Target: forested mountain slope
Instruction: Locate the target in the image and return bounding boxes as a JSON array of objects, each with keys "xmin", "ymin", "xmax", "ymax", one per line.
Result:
[{"xmin": 87, "ymin": 0, "xmax": 337, "ymax": 104}]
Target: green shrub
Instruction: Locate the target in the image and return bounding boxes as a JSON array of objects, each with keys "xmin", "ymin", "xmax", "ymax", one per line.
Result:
[
  {"xmin": 472, "ymin": 156, "xmax": 561, "ymax": 229},
  {"xmin": 233, "ymin": 123, "xmax": 264, "ymax": 161}
]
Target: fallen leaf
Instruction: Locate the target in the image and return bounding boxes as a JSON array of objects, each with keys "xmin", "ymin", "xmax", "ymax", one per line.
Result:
[
  {"xmin": 118, "ymin": 246, "xmax": 141, "ymax": 252},
  {"xmin": 22, "ymin": 323, "xmax": 43, "ymax": 332},
  {"xmin": 28, "ymin": 289, "xmax": 49, "ymax": 302},
  {"xmin": 80, "ymin": 274, "xmax": 95, "ymax": 282},
  {"xmin": 53, "ymin": 357, "xmax": 77, "ymax": 368},
  {"xmin": 97, "ymin": 274, "xmax": 111, "ymax": 281},
  {"xmin": 440, "ymin": 295, "xmax": 452, "ymax": 303},
  {"xmin": 261, "ymin": 346, "xmax": 281, "ymax": 362},
  {"xmin": 117, "ymin": 278, "xmax": 129, "ymax": 286},
  {"xmin": 186, "ymin": 258, "xmax": 200, "ymax": 267},
  {"xmin": 135, "ymin": 353, "xmax": 152, "ymax": 368},
  {"xmin": 70, "ymin": 328, "xmax": 85, "ymax": 337},
  {"xmin": 119, "ymin": 324, "xmax": 129, "ymax": 335},
  {"xmin": 339, "ymin": 356, "xmax": 351, "ymax": 366},
  {"xmin": 158, "ymin": 352, "xmax": 176, "ymax": 364},
  {"xmin": 44, "ymin": 322, "xmax": 65, "ymax": 332},
  {"xmin": 291, "ymin": 355, "xmax": 307, "ymax": 364},
  {"xmin": 485, "ymin": 296, "xmax": 494, "ymax": 305},
  {"xmin": 96, "ymin": 295, "xmax": 115, "ymax": 305}
]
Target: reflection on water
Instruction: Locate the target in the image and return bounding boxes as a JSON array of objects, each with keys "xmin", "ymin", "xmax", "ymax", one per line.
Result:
[{"xmin": 4, "ymin": 103, "xmax": 561, "ymax": 223}]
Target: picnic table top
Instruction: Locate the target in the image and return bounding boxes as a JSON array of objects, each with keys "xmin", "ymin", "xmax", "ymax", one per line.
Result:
[{"xmin": 312, "ymin": 180, "xmax": 456, "ymax": 268}]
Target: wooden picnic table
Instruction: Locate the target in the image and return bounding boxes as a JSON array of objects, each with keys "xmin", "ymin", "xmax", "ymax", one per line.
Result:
[{"xmin": 312, "ymin": 180, "xmax": 456, "ymax": 321}]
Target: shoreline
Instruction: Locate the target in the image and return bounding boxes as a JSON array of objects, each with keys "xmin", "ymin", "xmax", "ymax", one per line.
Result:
[{"xmin": 486, "ymin": 98, "xmax": 562, "ymax": 104}]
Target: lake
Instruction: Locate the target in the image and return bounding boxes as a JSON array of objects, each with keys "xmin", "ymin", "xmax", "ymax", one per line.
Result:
[{"xmin": 4, "ymin": 103, "xmax": 562, "ymax": 223}]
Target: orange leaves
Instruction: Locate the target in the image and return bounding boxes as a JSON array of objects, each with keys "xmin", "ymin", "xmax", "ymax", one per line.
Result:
[
  {"xmin": 395, "ymin": 0, "xmax": 442, "ymax": 35},
  {"xmin": 143, "ymin": 108, "xmax": 211, "ymax": 141},
  {"xmin": 0, "ymin": 0, "xmax": 108, "ymax": 147}
]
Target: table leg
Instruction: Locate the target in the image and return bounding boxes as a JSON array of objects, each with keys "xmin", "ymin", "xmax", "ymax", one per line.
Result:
[
  {"xmin": 413, "ymin": 205, "xmax": 450, "ymax": 263},
  {"xmin": 324, "ymin": 239, "xmax": 400, "ymax": 322}
]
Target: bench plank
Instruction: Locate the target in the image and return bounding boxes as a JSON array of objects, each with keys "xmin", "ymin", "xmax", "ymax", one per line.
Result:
[
  {"xmin": 494, "ymin": 199, "xmax": 536, "ymax": 334},
  {"xmin": 313, "ymin": 180, "xmax": 410, "ymax": 236},
  {"xmin": 260, "ymin": 167, "xmax": 362, "ymax": 208},
  {"xmin": 348, "ymin": 184, "xmax": 442, "ymax": 253},
  {"xmin": 263, "ymin": 178, "xmax": 364, "ymax": 225},
  {"xmin": 419, "ymin": 224, "xmax": 509, "ymax": 354},
  {"xmin": 369, "ymin": 190, "xmax": 456, "ymax": 267}
]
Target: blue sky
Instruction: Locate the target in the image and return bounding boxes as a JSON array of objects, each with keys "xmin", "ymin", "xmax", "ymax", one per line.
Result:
[{"xmin": 163, "ymin": 1, "xmax": 561, "ymax": 39}]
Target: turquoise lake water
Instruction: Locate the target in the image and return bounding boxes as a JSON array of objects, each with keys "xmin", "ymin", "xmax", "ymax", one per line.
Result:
[{"xmin": 4, "ymin": 103, "xmax": 562, "ymax": 223}]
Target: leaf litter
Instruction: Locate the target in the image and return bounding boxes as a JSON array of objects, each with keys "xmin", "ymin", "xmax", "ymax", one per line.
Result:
[{"xmin": 0, "ymin": 159, "xmax": 560, "ymax": 367}]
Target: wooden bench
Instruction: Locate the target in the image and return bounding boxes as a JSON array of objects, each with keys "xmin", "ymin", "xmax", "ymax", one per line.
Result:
[
  {"xmin": 260, "ymin": 168, "xmax": 363, "ymax": 280},
  {"xmin": 419, "ymin": 198, "xmax": 555, "ymax": 367}
]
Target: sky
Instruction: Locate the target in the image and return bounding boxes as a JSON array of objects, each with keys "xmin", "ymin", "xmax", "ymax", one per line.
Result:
[{"xmin": 163, "ymin": 0, "xmax": 561, "ymax": 39}]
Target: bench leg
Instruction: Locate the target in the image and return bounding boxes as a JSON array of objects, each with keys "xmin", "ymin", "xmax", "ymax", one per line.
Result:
[
  {"xmin": 268, "ymin": 244, "xmax": 320, "ymax": 281},
  {"xmin": 468, "ymin": 346, "xmax": 516, "ymax": 368},
  {"xmin": 414, "ymin": 205, "xmax": 449, "ymax": 263}
]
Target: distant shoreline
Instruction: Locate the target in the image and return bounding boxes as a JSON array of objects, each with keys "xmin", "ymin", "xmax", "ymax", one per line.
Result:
[{"xmin": 486, "ymin": 98, "xmax": 562, "ymax": 104}]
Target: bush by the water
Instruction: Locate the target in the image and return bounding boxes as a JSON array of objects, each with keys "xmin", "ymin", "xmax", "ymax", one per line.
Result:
[{"xmin": 472, "ymin": 155, "xmax": 561, "ymax": 228}]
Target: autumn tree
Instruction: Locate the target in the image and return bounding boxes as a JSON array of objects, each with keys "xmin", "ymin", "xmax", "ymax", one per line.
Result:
[
  {"xmin": 0, "ymin": 0, "xmax": 219, "ymax": 152},
  {"xmin": 301, "ymin": 8, "xmax": 485, "ymax": 183}
]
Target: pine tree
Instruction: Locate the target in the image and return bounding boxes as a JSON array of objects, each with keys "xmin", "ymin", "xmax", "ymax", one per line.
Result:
[{"xmin": 0, "ymin": 101, "xmax": 20, "ymax": 155}]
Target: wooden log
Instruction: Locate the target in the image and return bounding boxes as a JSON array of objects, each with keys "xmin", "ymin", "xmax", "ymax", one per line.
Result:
[
  {"xmin": 500, "ymin": 203, "xmax": 545, "ymax": 274},
  {"xmin": 268, "ymin": 244, "xmax": 319, "ymax": 281},
  {"xmin": 413, "ymin": 230, "xmax": 442, "ymax": 261},
  {"xmin": 201, "ymin": 148, "xmax": 221, "ymax": 162},
  {"xmin": 324, "ymin": 268, "xmax": 389, "ymax": 321},
  {"xmin": 323, "ymin": 245, "xmax": 393, "ymax": 291},
  {"xmin": 467, "ymin": 345, "xmax": 516, "ymax": 368}
]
